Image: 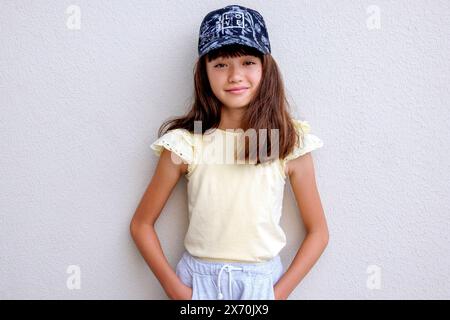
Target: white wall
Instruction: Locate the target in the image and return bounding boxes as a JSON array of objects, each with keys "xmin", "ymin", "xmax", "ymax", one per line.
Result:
[{"xmin": 1, "ymin": 0, "xmax": 449, "ymax": 299}]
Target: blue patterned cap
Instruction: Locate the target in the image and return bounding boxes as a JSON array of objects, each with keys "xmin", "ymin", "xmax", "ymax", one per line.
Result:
[{"xmin": 198, "ymin": 5, "xmax": 271, "ymax": 58}]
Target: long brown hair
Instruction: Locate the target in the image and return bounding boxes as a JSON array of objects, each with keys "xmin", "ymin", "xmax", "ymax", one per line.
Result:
[{"xmin": 156, "ymin": 44, "xmax": 302, "ymax": 165}]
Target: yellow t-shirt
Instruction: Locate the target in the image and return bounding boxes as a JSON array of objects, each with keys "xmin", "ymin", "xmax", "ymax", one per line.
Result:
[{"xmin": 150, "ymin": 119, "xmax": 324, "ymax": 263}]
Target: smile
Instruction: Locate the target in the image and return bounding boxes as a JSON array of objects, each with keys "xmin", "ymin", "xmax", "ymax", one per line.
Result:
[{"xmin": 225, "ymin": 88, "xmax": 248, "ymax": 94}]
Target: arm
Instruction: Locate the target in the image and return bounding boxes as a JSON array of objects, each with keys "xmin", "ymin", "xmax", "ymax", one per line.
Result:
[
  {"xmin": 129, "ymin": 149, "xmax": 192, "ymax": 300},
  {"xmin": 274, "ymin": 152, "xmax": 329, "ymax": 300}
]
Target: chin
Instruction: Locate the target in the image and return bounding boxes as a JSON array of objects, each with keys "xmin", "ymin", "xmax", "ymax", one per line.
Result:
[
  {"xmin": 222, "ymin": 102, "xmax": 249, "ymax": 109},
  {"xmin": 220, "ymin": 98, "xmax": 252, "ymax": 108}
]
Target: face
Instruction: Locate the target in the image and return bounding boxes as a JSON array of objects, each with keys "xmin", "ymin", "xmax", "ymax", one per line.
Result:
[{"xmin": 206, "ymin": 54, "xmax": 263, "ymax": 109}]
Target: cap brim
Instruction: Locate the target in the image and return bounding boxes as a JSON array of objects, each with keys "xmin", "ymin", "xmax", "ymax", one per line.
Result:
[{"xmin": 199, "ymin": 37, "xmax": 268, "ymax": 58}]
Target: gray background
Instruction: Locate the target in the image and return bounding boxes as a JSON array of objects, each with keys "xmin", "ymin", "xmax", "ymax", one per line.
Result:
[{"xmin": 1, "ymin": 0, "xmax": 449, "ymax": 299}]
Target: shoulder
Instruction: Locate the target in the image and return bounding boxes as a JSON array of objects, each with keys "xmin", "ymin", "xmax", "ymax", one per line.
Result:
[
  {"xmin": 150, "ymin": 128, "xmax": 196, "ymax": 175},
  {"xmin": 283, "ymin": 118, "xmax": 324, "ymax": 178}
]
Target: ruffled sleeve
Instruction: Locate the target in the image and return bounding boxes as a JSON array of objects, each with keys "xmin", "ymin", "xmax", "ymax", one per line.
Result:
[
  {"xmin": 279, "ymin": 119, "xmax": 324, "ymax": 177},
  {"xmin": 150, "ymin": 128, "xmax": 195, "ymax": 165}
]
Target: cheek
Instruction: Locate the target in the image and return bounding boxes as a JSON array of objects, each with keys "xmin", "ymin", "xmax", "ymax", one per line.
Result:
[
  {"xmin": 209, "ymin": 76, "xmax": 224, "ymax": 91},
  {"xmin": 251, "ymin": 70, "xmax": 262, "ymax": 85},
  {"xmin": 206, "ymin": 71, "xmax": 221, "ymax": 90}
]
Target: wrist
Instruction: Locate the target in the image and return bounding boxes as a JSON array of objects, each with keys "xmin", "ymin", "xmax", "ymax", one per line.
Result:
[
  {"xmin": 274, "ymin": 282, "xmax": 292, "ymax": 300},
  {"xmin": 162, "ymin": 274, "xmax": 183, "ymax": 298}
]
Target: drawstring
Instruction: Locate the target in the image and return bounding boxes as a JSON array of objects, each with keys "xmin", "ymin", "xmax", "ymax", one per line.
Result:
[{"xmin": 217, "ymin": 265, "xmax": 244, "ymax": 300}]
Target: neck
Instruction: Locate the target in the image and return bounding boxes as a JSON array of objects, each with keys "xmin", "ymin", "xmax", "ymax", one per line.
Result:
[{"xmin": 218, "ymin": 105, "xmax": 246, "ymax": 129}]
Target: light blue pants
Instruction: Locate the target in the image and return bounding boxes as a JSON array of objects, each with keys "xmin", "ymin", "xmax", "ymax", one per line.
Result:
[{"xmin": 175, "ymin": 250, "xmax": 284, "ymax": 300}]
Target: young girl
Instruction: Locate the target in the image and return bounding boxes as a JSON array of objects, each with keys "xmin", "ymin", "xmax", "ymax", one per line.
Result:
[{"xmin": 130, "ymin": 4, "xmax": 329, "ymax": 300}]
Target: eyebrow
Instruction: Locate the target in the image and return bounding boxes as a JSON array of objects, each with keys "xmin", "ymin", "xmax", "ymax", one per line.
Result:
[{"xmin": 213, "ymin": 56, "xmax": 256, "ymax": 62}]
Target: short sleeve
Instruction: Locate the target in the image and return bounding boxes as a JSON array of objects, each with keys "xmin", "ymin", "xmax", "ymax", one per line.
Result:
[
  {"xmin": 150, "ymin": 128, "xmax": 195, "ymax": 164},
  {"xmin": 284, "ymin": 119, "xmax": 324, "ymax": 161},
  {"xmin": 279, "ymin": 119, "xmax": 324, "ymax": 178}
]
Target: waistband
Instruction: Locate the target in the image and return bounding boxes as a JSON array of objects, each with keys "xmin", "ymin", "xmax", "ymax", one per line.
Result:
[{"xmin": 182, "ymin": 251, "xmax": 281, "ymax": 276}]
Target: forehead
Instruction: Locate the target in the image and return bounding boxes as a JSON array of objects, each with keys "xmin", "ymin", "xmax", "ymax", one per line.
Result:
[{"xmin": 209, "ymin": 54, "xmax": 258, "ymax": 62}]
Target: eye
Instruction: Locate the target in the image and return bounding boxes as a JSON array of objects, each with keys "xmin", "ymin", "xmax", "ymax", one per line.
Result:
[{"xmin": 214, "ymin": 61, "xmax": 256, "ymax": 68}]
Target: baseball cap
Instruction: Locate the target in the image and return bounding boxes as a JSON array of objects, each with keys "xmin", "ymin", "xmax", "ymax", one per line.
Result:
[{"xmin": 198, "ymin": 4, "xmax": 271, "ymax": 58}]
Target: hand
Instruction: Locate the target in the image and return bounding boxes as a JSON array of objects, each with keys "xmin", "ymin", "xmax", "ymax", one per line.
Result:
[{"xmin": 168, "ymin": 281, "xmax": 193, "ymax": 300}]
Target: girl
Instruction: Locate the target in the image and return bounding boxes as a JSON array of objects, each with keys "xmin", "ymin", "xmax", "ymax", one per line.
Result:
[{"xmin": 130, "ymin": 4, "xmax": 329, "ymax": 300}]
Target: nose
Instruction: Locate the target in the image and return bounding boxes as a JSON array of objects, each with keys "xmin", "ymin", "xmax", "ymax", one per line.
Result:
[{"xmin": 228, "ymin": 65, "xmax": 244, "ymax": 83}]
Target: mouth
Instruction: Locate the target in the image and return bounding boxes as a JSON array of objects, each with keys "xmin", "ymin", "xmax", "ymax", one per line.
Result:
[{"xmin": 225, "ymin": 88, "xmax": 249, "ymax": 94}]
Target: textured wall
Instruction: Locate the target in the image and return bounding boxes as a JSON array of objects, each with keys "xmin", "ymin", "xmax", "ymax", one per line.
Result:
[{"xmin": 1, "ymin": 0, "xmax": 449, "ymax": 299}]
